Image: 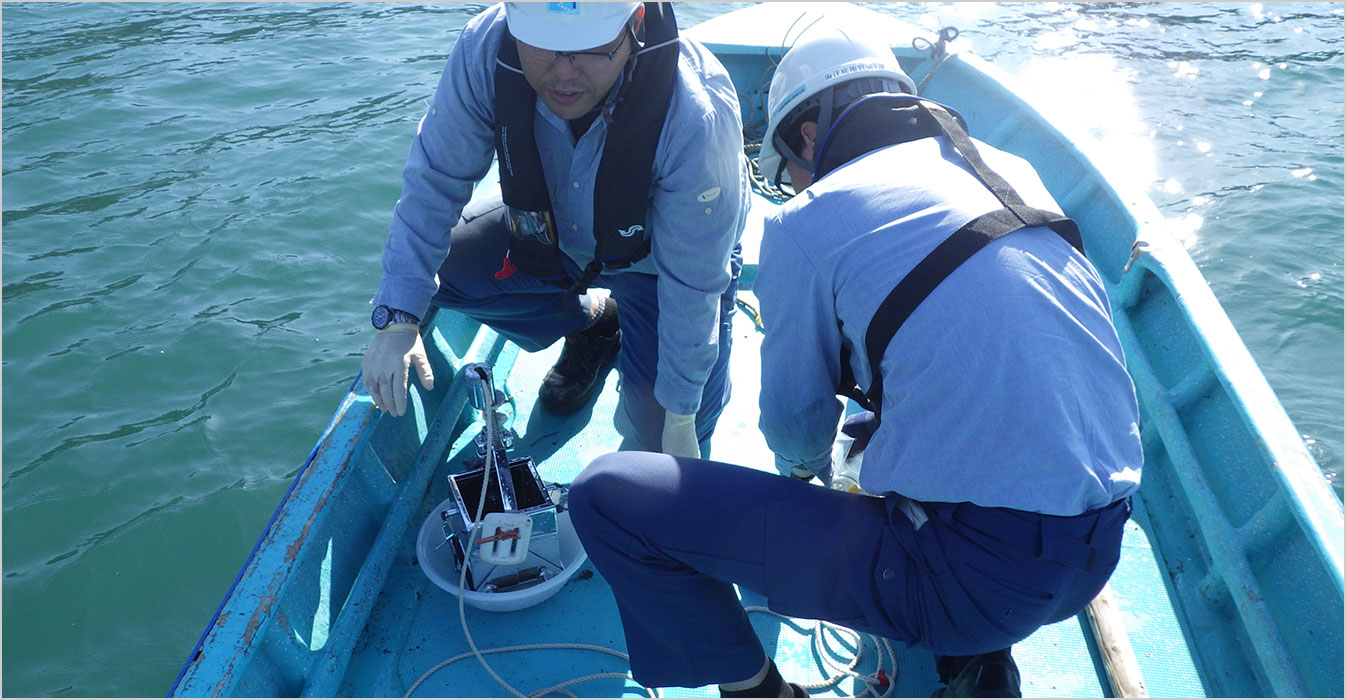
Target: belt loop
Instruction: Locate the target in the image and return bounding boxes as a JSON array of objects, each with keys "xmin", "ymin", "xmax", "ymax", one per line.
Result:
[
  {"xmin": 917, "ymin": 502, "xmax": 957, "ymax": 577},
  {"xmin": 1042, "ymin": 517, "xmax": 1100, "ymax": 572},
  {"xmin": 1037, "ymin": 521, "xmax": 1056, "ymax": 564},
  {"xmin": 936, "ymin": 501, "xmax": 959, "ymax": 528}
]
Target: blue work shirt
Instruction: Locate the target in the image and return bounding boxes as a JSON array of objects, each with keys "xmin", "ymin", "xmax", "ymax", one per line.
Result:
[
  {"xmin": 756, "ymin": 137, "xmax": 1142, "ymax": 515},
  {"xmin": 374, "ymin": 4, "xmax": 749, "ymax": 416}
]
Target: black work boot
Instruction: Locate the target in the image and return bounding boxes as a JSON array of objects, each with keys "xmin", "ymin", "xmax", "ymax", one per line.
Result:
[
  {"xmin": 933, "ymin": 648, "xmax": 1021, "ymax": 698},
  {"xmin": 538, "ymin": 296, "xmax": 620, "ymax": 415}
]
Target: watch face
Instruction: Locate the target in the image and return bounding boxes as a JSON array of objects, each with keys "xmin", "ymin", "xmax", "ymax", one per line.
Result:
[{"xmin": 371, "ymin": 305, "xmax": 391, "ymax": 329}]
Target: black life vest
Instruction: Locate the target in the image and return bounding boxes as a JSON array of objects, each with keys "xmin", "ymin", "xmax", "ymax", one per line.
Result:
[
  {"xmin": 814, "ymin": 94, "xmax": 1087, "ymax": 420},
  {"xmin": 492, "ymin": 2, "xmax": 680, "ymax": 295}
]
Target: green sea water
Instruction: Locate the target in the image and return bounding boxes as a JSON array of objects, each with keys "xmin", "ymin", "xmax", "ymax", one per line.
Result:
[{"xmin": 2, "ymin": 3, "xmax": 1341, "ymax": 697}]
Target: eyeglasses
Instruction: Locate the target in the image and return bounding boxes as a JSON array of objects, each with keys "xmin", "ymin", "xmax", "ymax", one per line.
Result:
[{"xmin": 548, "ymin": 28, "xmax": 631, "ymax": 67}]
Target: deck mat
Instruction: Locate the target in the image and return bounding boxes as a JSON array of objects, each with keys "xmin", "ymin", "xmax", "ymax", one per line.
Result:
[{"xmin": 1112, "ymin": 506, "xmax": 1208, "ymax": 697}]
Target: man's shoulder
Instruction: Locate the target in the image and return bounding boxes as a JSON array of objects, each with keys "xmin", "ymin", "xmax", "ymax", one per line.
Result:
[
  {"xmin": 458, "ymin": 4, "xmax": 509, "ymax": 55},
  {"xmin": 667, "ymin": 37, "xmax": 737, "ymax": 115},
  {"xmin": 674, "ymin": 36, "xmax": 727, "ymax": 78},
  {"xmin": 763, "ymin": 193, "xmax": 834, "ymax": 255}
]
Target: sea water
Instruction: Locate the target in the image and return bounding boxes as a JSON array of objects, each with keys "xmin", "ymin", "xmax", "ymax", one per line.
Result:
[{"xmin": 2, "ymin": 3, "xmax": 1341, "ymax": 696}]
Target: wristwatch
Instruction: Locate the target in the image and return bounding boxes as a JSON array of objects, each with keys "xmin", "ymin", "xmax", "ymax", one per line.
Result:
[{"xmin": 371, "ymin": 305, "xmax": 420, "ymax": 330}]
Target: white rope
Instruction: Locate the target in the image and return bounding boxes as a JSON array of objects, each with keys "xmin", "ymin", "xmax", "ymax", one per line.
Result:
[
  {"xmin": 405, "ymin": 399, "xmax": 657, "ymax": 699},
  {"xmin": 407, "ymin": 504, "xmax": 885, "ymax": 698},
  {"xmin": 407, "ymin": 387, "xmax": 882, "ymax": 698},
  {"xmin": 527, "ymin": 671, "xmax": 652, "ymax": 698},
  {"xmin": 404, "ymin": 642, "xmax": 654, "ymax": 698},
  {"xmin": 450, "ymin": 425, "xmax": 531, "ymax": 699},
  {"xmin": 407, "ymin": 546, "xmax": 888, "ymax": 698},
  {"xmin": 744, "ymin": 606, "xmax": 899, "ymax": 698}
]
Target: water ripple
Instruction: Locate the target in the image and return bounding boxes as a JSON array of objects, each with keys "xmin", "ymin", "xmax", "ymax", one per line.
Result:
[{"xmin": 2, "ymin": 369, "xmax": 237, "ymax": 489}]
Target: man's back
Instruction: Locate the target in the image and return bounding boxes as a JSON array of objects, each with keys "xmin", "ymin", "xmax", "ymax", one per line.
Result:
[{"xmin": 757, "ymin": 136, "xmax": 1142, "ymax": 515}]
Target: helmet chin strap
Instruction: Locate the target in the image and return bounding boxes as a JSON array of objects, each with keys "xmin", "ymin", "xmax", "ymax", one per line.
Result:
[
  {"xmin": 769, "ymin": 76, "xmax": 829, "ymax": 190},
  {"xmin": 771, "ymin": 157, "xmax": 805, "ymax": 191},
  {"xmin": 772, "ymin": 76, "xmax": 905, "ymax": 190}
]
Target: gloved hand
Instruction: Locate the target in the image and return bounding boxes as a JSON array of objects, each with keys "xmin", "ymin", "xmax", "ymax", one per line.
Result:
[
  {"xmin": 661, "ymin": 410, "xmax": 701, "ymax": 458},
  {"xmin": 361, "ymin": 323, "xmax": 434, "ymax": 417}
]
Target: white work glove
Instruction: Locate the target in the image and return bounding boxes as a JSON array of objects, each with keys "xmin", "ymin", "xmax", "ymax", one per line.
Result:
[
  {"xmin": 661, "ymin": 410, "xmax": 701, "ymax": 459},
  {"xmin": 361, "ymin": 323, "xmax": 433, "ymax": 417},
  {"xmin": 776, "ymin": 455, "xmax": 832, "ymax": 485}
]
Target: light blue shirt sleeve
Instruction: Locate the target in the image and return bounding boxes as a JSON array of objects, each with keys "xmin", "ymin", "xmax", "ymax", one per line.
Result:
[
  {"xmin": 647, "ymin": 44, "xmax": 749, "ymax": 415},
  {"xmin": 373, "ymin": 6, "xmax": 503, "ymax": 320},
  {"xmin": 756, "ymin": 212, "xmax": 844, "ymax": 477}
]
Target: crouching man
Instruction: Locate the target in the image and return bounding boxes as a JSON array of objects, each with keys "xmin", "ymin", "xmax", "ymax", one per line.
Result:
[{"xmin": 568, "ymin": 21, "xmax": 1142, "ymax": 698}]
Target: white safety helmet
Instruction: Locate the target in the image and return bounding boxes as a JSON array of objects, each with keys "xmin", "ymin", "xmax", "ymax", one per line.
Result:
[
  {"xmin": 759, "ymin": 22, "xmax": 917, "ymax": 189},
  {"xmin": 504, "ymin": 2, "xmax": 642, "ymax": 52}
]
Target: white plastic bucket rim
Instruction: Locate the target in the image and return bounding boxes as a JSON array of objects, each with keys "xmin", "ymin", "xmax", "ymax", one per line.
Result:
[{"xmin": 416, "ymin": 496, "xmax": 588, "ymax": 612}]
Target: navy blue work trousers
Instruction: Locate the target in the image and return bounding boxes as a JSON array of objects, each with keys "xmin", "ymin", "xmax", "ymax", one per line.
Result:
[
  {"xmin": 568, "ymin": 452, "xmax": 1130, "ymax": 688},
  {"xmin": 429, "ymin": 194, "xmax": 739, "ymax": 452}
]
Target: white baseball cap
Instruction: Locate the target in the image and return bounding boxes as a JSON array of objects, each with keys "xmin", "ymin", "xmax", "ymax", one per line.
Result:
[{"xmin": 504, "ymin": 2, "xmax": 642, "ymax": 52}]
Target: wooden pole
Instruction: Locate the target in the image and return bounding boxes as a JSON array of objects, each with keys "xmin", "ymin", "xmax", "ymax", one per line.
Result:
[{"xmin": 1084, "ymin": 584, "xmax": 1149, "ymax": 697}]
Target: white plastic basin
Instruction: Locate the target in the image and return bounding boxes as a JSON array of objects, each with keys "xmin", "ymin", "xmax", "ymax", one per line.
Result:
[{"xmin": 415, "ymin": 496, "xmax": 588, "ymax": 612}]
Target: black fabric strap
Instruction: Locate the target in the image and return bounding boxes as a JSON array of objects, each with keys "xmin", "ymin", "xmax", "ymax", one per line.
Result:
[
  {"xmin": 824, "ymin": 98, "xmax": 1086, "ymax": 417},
  {"xmin": 494, "ymin": 39, "xmax": 572, "ymax": 285},
  {"xmin": 859, "ymin": 206, "xmax": 1082, "ymax": 415},
  {"xmin": 920, "ymin": 102, "xmax": 1084, "ymax": 253},
  {"xmin": 492, "ymin": 3, "xmax": 679, "ymax": 292},
  {"xmin": 591, "ymin": 2, "xmax": 678, "ymax": 275},
  {"xmin": 494, "ymin": 40, "xmax": 551, "ymax": 213},
  {"xmin": 566, "ymin": 261, "xmax": 605, "ymax": 297},
  {"xmin": 813, "ymin": 93, "xmax": 966, "ymax": 183},
  {"xmin": 923, "ymin": 103, "xmax": 1026, "ymax": 208}
]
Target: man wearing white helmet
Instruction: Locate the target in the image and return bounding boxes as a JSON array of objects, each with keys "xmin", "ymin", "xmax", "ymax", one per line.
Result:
[
  {"xmin": 361, "ymin": 2, "xmax": 749, "ymax": 460},
  {"xmin": 568, "ymin": 21, "xmax": 1141, "ymax": 699}
]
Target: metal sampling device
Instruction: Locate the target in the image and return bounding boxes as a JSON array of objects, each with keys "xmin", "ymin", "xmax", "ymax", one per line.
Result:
[{"xmin": 437, "ymin": 363, "xmax": 569, "ymax": 593}]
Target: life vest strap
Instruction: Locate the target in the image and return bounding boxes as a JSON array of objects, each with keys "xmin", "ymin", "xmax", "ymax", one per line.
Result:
[{"xmin": 491, "ymin": 2, "xmax": 680, "ymax": 294}]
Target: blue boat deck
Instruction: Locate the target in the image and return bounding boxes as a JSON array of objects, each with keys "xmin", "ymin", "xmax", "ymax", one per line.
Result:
[{"xmin": 325, "ymin": 268, "xmax": 1206, "ymax": 698}]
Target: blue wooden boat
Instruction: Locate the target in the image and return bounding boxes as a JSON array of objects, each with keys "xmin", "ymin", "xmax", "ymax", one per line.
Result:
[{"xmin": 170, "ymin": 4, "xmax": 1343, "ymax": 697}]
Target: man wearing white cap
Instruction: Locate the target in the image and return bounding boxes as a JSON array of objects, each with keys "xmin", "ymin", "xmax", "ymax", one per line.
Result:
[{"xmin": 361, "ymin": 2, "xmax": 749, "ymax": 460}]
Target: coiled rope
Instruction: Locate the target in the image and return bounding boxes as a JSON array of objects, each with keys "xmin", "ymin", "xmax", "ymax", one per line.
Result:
[
  {"xmin": 406, "ymin": 604, "xmax": 902, "ymax": 698},
  {"xmin": 403, "ymin": 444, "xmax": 896, "ymax": 698},
  {"xmin": 745, "ymin": 606, "xmax": 900, "ymax": 698}
]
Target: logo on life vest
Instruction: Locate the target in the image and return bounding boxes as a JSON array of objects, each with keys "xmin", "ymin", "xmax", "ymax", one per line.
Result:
[
  {"xmin": 617, "ymin": 224, "xmax": 644, "ymax": 238},
  {"xmin": 547, "ymin": 2, "xmax": 579, "ymax": 14},
  {"xmin": 499, "ymin": 126, "xmax": 514, "ymax": 177}
]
